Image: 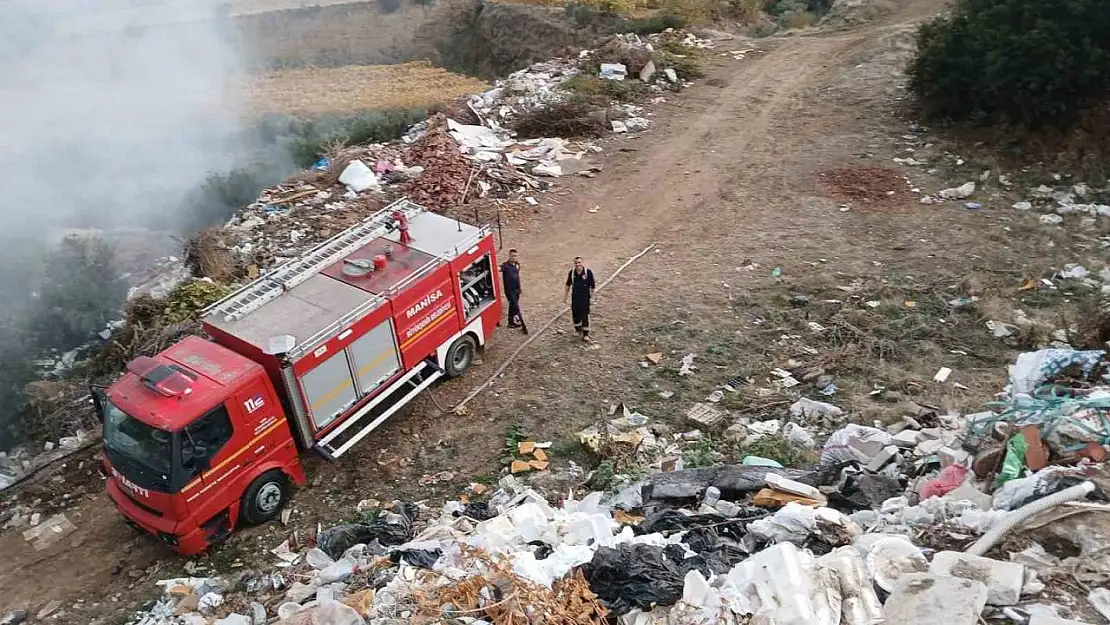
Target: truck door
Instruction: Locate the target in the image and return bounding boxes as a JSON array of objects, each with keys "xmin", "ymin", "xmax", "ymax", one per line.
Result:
[
  {"xmin": 179, "ymin": 403, "xmax": 238, "ymax": 539},
  {"xmin": 228, "ymin": 378, "xmax": 286, "ymax": 492}
]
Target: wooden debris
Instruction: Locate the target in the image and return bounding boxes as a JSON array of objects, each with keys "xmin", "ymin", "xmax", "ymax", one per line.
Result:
[
  {"xmin": 614, "ymin": 510, "xmax": 645, "ymax": 525},
  {"xmin": 752, "ymin": 488, "xmax": 822, "ymax": 508}
]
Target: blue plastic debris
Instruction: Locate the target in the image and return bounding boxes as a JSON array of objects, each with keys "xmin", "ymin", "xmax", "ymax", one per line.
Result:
[
  {"xmin": 965, "ymin": 202, "xmax": 982, "ymax": 209},
  {"xmin": 313, "ymin": 157, "xmax": 331, "ymax": 171}
]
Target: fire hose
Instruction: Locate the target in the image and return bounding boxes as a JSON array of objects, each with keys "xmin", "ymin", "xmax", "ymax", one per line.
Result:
[
  {"xmin": 965, "ymin": 480, "xmax": 1096, "ymax": 556},
  {"xmin": 449, "ymin": 243, "xmax": 657, "ymax": 414}
]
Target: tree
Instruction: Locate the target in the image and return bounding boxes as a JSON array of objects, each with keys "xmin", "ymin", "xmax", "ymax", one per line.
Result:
[
  {"xmin": 907, "ymin": 0, "xmax": 1110, "ymax": 127},
  {"xmin": 29, "ymin": 236, "xmax": 129, "ymax": 351}
]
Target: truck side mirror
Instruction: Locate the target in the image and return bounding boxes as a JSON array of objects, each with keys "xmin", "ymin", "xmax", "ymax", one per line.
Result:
[{"xmin": 89, "ymin": 385, "xmax": 108, "ymax": 424}]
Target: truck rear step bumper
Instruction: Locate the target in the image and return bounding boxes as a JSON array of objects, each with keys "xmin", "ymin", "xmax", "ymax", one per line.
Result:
[{"xmin": 315, "ymin": 358, "xmax": 443, "ymax": 459}]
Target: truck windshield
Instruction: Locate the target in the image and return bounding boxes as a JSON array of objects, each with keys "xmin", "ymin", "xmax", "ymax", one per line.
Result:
[{"xmin": 103, "ymin": 401, "xmax": 175, "ymax": 492}]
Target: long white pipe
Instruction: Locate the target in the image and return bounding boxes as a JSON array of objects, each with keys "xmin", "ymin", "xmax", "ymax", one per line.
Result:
[{"xmin": 966, "ymin": 481, "xmax": 1096, "ymax": 556}]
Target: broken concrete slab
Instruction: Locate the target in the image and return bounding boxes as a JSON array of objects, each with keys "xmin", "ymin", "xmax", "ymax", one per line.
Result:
[
  {"xmin": 930, "ymin": 551, "xmax": 1024, "ymax": 606},
  {"xmin": 882, "ymin": 573, "xmax": 988, "ymax": 625},
  {"xmin": 891, "ymin": 430, "xmax": 923, "ymax": 447},
  {"xmin": 865, "ymin": 446, "xmax": 901, "ymax": 472}
]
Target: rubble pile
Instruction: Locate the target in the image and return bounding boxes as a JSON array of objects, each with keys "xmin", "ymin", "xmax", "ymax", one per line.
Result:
[
  {"xmin": 110, "ymin": 345, "xmax": 1110, "ymax": 625},
  {"xmin": 207, "ymin": 30, "xmax": 737, "ymax": 277}
]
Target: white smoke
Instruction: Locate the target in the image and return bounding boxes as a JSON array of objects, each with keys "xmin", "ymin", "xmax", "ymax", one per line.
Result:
[{"xmin": 0, "ymin": 0, "xmax": 249, "ymax": 234}]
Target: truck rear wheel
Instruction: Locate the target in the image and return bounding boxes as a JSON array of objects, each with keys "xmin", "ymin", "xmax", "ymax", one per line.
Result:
[
  {"xmin": 240, "ymin": 470, "xmax": 289, "ymax": 526},
  {"xmin": 444, "ymin": 335, "xmax": 477, "ymax": 378}
]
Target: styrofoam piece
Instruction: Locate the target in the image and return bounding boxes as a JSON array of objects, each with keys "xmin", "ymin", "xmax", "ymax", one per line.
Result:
[
  {"xmin": 725, "ymin": 542, "xmax": 839, "ymax": 625},
  {"xmin": 931, "ymin": 551, "xmax": 1025, "ymax": 606},
  {"xmin": 884, "ymin": 573, "xmax": 988, "ymax": 625},
  {"xmin": 862, "ymin": 536, "xmax": 928, "ymax": 593},
  {"xmin": 511, "ymin": 551, "xmax": 552, "ymax": 587},
  {"xmin": 682, "ymin": 570, "xmax": 713, "ymax": 607},
  {"xmin": 562, "ymin": 513, "xmax": 616, "ymax": 547},
  {"xmin": 466, "ymin": 515, "xmax": 518, "ymax": 552},
  {"xmin": 564, "ymin": 491, "xmax": 606, "ymax": 515},
  {"xmin": 507, "ymin": 502, "xmax": 550, "ymax": 543},
  {"xmin": 543, "ymin": 543, "xmax": 597, "ymax": 582},
  {"xmin": 817, "ymin": 547, "xmax": 883, "ymax": 625}
]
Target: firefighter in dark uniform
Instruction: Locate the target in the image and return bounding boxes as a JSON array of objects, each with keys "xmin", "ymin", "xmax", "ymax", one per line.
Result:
[
  {"xmin": 563, "ymin": 256, "xmax": 596, "ymax": 341},
  {"xmin": 500, "ymin": 249, "xmax": 526, "ymax": 333}
]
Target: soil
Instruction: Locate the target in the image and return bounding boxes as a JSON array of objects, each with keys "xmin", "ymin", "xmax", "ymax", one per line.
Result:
[
  {"xmin": 244, "ymin": 62, "xmax": 489, "ymax": 116},
  {"xmin": 3, "ymin": 0, "xmax": 1109, "ymax": 622}
]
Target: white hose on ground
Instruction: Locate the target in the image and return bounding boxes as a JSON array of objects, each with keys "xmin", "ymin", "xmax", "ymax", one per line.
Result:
[{"xmin": 965, "ymin": 480, "xmax": 1096, "ymax": 556}]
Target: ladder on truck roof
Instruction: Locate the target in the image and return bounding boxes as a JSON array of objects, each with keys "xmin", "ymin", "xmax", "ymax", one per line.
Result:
[{"xmin": 206, "ymin": 199, "xmax": 426, "ymax": 323}]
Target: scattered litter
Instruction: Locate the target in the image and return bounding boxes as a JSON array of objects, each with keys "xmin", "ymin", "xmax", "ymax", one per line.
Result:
[
  {"xmin": 939, "ymin": 181, "xmax": 976, "ymax": 200},
  {"xmin": 599, "ymin": 63, "xmax": 628, "ymax": 80},
  {"xmin": 678, "ymin": 354, "xmax": 697, "ymax": 376}
]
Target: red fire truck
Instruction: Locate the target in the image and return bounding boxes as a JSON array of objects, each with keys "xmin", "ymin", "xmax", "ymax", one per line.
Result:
[{"xmin": 93, "ymin": 199, "xmax": 502, "ymax": 554}]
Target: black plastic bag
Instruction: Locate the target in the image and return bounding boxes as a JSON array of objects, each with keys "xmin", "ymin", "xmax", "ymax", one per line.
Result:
[
  {"xmin": 581, "ymin": 544, "xmax": 688, "ymax": 615},
  {"xmin": 636, "ymin": 510, "xmax": 754, "ymax": 542},
  {"xmin": 317, "ymin": 502, "xmax": 418, "ymax": 560},
  {"xmin": 828, "ymin": 473, "xmax": 903, "ymax": 512},
  {"xmin": 581, "ymin": 543, "xmax": 731, "ymax": 615},
  {"xmin": 391, "ymin": 548, "xmax": 441, "ymax": 569},
  {"xmin": 460, "ymin": 501, "xmax": 495, "ymax": 521},
  {"xmin": 528, "ymin": 540, "xmax": 553, "ymax": 560}
]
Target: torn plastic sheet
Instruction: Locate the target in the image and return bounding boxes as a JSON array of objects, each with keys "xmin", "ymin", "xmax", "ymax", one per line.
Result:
[
  {"xmin": 1007, "ymin": 348, "xmax": 1106, "ymax": 395},
  {"xmin": 819, "ymin": 424, "xmax": 894, "ymax": 468},
  {"xmin": 748, "ymin": 503, "xmax": 861, "ymax": 549}
]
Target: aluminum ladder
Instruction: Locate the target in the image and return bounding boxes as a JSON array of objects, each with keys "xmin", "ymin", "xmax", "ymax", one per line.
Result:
[{"xmin": 206, "ymin": 199, "xmax": 425, "ymax": 322}]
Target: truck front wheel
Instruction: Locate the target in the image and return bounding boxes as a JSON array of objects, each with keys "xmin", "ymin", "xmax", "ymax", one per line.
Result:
[
  {"xmin": 240, "ymin": 470, "xmax": 290, "ymax": 526},
  {"xmin": 444, "ymin": 335, "xmax": 477, "ymax": 378}
]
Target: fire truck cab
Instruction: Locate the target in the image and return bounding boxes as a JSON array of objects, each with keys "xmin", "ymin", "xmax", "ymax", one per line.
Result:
[{"xmin": 97, "ymin": 199, "xmax": 502, "ymax": 554}]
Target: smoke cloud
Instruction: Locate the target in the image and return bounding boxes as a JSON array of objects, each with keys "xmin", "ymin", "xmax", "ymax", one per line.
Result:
[{"xmin": 0, "ymin": 0, "xmax": 249, "ymax": 235}]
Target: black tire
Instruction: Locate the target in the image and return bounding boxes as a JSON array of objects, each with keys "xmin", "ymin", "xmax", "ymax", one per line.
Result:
[
  {"xmin": 444, "ymin": 335, "xmax": 478, "ymax": 378},
  {"xmin": 240, "ymin": 470, "xmax": 289, "ymax": 526}
]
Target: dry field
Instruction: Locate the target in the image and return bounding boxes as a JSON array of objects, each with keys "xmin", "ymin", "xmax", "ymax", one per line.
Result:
[{"xmin": 243, "ymin": 61, "xmax": 489, "ymax": 115}]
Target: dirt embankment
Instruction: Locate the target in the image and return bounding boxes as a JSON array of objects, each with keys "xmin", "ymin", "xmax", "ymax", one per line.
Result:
[
  {"xmin": 433, "ymin": 2, "xmax": 619, "ymax": 78},
  {"xmin": 68, "ymin": 0, "xmax": 613, "ymax": 78}
]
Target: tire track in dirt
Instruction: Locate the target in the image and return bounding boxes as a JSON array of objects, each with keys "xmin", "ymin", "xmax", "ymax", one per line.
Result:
[{"xmin": 0, "ymin": 2, "xmax": 950, "ymax": 618}]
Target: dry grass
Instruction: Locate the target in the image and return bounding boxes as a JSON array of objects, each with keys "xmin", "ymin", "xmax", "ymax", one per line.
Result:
[{"xmin": 244, "ymin": 61, "xmax": 489, "ymax": 116}]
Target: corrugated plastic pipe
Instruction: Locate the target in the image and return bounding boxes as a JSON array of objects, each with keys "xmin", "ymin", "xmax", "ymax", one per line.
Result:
[{"xmin": 966, "ymin": 480, "xmax": 1096, "ymax": 556}]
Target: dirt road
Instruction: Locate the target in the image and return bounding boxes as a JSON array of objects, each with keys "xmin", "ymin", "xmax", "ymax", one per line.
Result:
[{"xmin": 5, "ymin": 0, "xmax": 1090, "ymax": 619}]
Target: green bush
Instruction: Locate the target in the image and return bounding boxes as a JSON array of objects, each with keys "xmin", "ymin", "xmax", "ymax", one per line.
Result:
[
  {"xmin": 29, "ymin": 236, "xmax": 129, "ymax": 351},
  {"xmin": 620, "ymin": 13, "xmax": 687, "ymax": 34},
  {"xmin": 907, "ymin": 0, "xmax": 1110, "ymax": 127},
  {"xmin": 285, "ymin": 108, "xmax": 430, "ymax": 168}
]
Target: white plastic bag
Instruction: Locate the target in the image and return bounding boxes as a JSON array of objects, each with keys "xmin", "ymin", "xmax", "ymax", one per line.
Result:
[{"xmin": 338, "ymin": 160, "xmax": 379, "ymax": 192}]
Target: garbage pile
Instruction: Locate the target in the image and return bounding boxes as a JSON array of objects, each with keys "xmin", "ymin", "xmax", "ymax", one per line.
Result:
[
  {"xmin": 213, "ymin": 30, "xmax": 734, "ymax": 275},
  {"xmin": 112, "ymin": 345, "xmax": 1110, "ymax": 625}
]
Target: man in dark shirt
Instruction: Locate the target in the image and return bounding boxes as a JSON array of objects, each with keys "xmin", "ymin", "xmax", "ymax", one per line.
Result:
[
  {"xmin": 563, "ymin": 256, "xmax": 596, "ymax": 341},
  {"xmin": 500, "ymin": 249, "xmax": 526, "ymax": 333}
]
